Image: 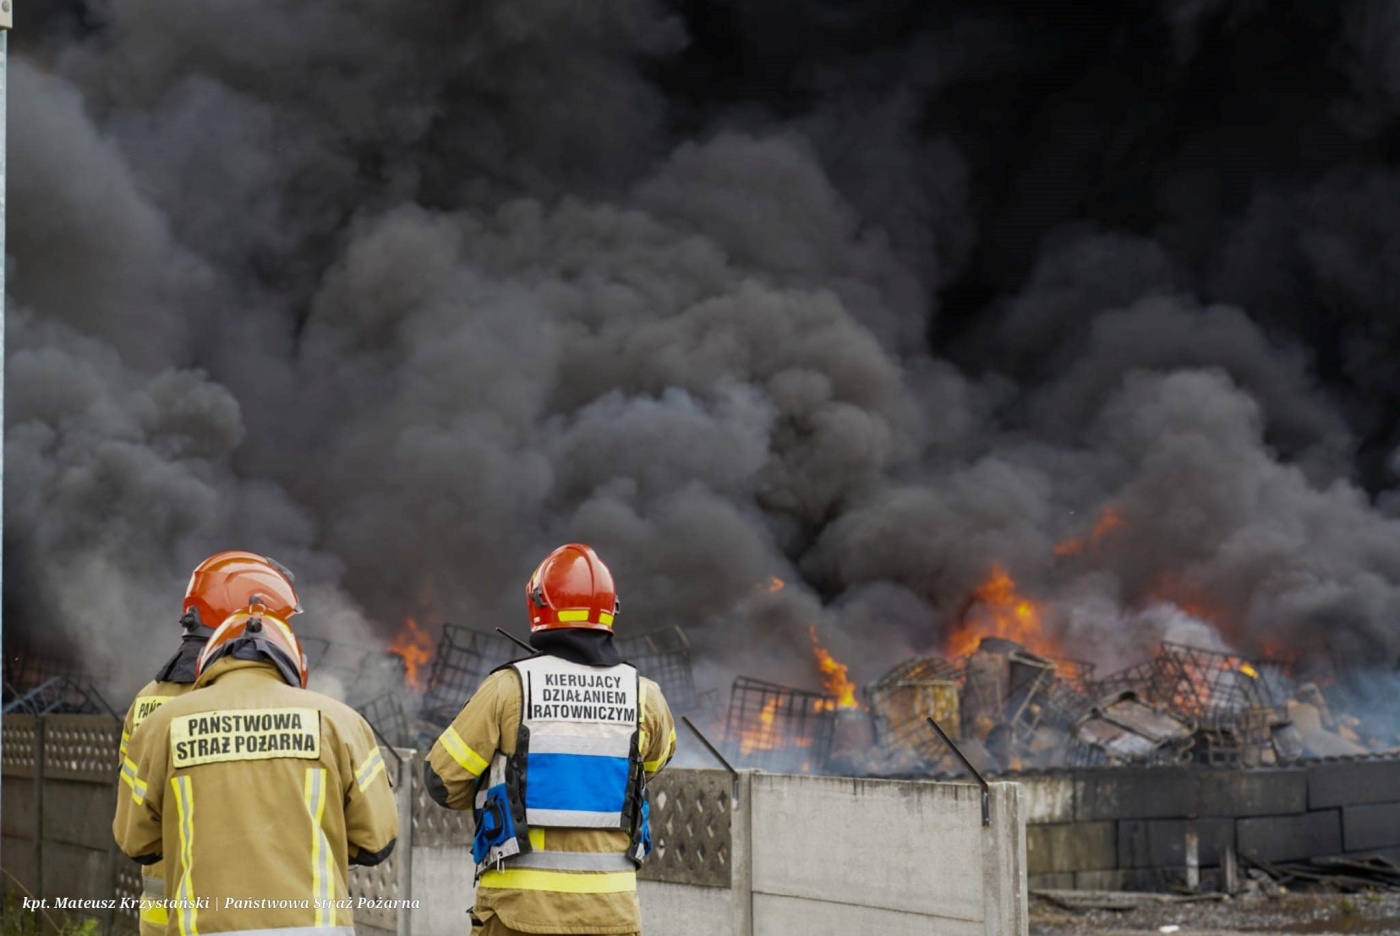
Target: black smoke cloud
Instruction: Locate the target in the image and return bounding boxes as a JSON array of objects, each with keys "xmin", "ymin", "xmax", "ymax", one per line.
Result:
[{"xmin": 8, "ymin": 0, "xmax": 1400, "ymax": 700}]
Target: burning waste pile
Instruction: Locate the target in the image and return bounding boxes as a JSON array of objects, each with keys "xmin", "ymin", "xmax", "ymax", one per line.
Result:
[{"xmin": 719, "ymin": 567, "xmax": 1400, "ymax": 780}]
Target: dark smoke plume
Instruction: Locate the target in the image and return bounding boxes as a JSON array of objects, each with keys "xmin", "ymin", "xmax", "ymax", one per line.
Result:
[{"xmin": 8, "ymin": 0, "xmax": 1400, "ymax": 703}]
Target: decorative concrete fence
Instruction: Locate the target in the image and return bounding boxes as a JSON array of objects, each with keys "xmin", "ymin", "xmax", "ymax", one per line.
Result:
[{"xmin": 1, "ymin": 715, "xmax": 1028, "ymax": 936}]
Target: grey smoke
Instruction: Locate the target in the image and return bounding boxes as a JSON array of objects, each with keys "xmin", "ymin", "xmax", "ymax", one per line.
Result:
[{"xmin": 9, "ymin": 0, "xmax": 1400, "ymax": 709}]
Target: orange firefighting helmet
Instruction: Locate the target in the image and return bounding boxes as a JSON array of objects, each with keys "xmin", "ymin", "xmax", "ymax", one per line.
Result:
[
  {"xmin": 526, "ymin": 543, "xmax": 618, "ymax": 633},
  {"xmin": 195, "ymin": 606, "xmax": 308, "ymax": 688},
  {"xmin": 182, "ymin": 551, "xmax": 302, "ymax": 631}
]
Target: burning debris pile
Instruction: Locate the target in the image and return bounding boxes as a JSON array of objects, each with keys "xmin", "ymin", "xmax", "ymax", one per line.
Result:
[
  {"xmin": 720, "ymin": 568, "xmax": 1400, "ymax": 778},
  {"xmin": 720, "ymin": 632, "xmax": 1400, "ymax": 777}
]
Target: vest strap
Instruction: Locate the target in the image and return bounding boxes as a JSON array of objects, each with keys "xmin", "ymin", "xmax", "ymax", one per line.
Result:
[{"xmin": 508, "ymin": 850, "xmax": 637, "ymax": 872}]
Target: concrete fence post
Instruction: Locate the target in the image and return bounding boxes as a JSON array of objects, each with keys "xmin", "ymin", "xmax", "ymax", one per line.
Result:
[
  {"xmin": 33, "ymin": 714, "xmax": 45, "ymax": 900},
  {"xmin": 982, "ymin": 781, "xmax": 1027, "ymax": 936},
  {"xmin": 395, "ymin": 751, "xmax": 416, "ymax": 936},
  {"xmin": 731, "ymin": 771, "xmax": 754, "ymax": 936}
]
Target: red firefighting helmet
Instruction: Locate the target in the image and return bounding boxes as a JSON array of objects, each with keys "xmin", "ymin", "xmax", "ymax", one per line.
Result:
[
  {"xmin": 182, "ymin": 551, "xmax": 302, "ymax": 631},
  {"xmin": 196, "ymin": 605, "xmax": 308, "ymax": 688},
  {"xmin": 526, "ymin": 543, "xmax": 619, "ymax": 633}
]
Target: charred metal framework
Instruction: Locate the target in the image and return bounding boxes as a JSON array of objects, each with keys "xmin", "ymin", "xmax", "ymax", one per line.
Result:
[
  {"xmin": 866, "ymin": 656, "xmax": 962, "ymax": 768},
  {"xmin": 1066, "ymin": 690, "xmax": 1195, "ymax": 768},
  {"xmin": 358, "ymin": 692, "xmax": 412, "ymax": 750},
  {"xmin": 722, "ymin": 676, "xmax": 837, "ymax": 772},
  {"xmin": 617, "ymin": 625, "xmax": 706, "ymax": 713},
  {"xmin": 418, "ymin": 624, "xmax": 520, "ymax": 726},
  {"xmin": 1085, "ymin": 642, "xmax": 1294, "ymax": 767},
  {"xmin": 2, "ymin": 646, "xmax": 115, "ymax": 717}
]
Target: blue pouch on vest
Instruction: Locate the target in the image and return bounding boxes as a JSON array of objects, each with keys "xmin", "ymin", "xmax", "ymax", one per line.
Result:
[
  {"xmin": 473, "ymin": 782, "xmax": 518, "ymax": 865},
  {"xmin": 639, "ymin": 797, "xmax": 653, "ymax": 858}
]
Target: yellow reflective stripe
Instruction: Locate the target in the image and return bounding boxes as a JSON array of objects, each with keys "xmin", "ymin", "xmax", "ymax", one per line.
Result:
[
  {"xmin": 598, "ymin": 610, "xmax": 614, "ymax": 626},
  {"xmin": 171, "ymin": 776, "xmax": 198, "ymax": 936},
  {"xmin": 140, "ymin": 903, "xmax": 169, "ymax": 926},
  {"xmin": 555, "ymin": 609, "xmax": 591, "ymax": 622},
  {"xmin": 439, "ymin": 727, "xmax": 488, "ymax": 776},
  {"xmin": 528, "ymin": 827, "xmax": 546, "ymax": 851},
  {"xmin": 355, "ymin": 748, "xmax": 386, "ymax": 791},
  {"xmin": 304, "ymin": 768, "xmax": 332, "ymax": 926},
  {"xmin": 644, "ymin": 728, "xmax": 677, "ymax": 773},
  {"xmin": 476, "ymin": 868, "xmax": 637, "ymax": 893},
  {"xmin": 120, "ymin": 731, "xmax": 130, "ymax": 761},
  {"xmin": 123, "ymin": 759, "xmax": 149, "ymax": 805}
]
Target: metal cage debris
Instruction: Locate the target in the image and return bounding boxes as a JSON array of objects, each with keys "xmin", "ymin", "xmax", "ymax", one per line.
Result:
[{"xmin": 722, "ymin": 676, "xmax": 838, "ymax": 772}]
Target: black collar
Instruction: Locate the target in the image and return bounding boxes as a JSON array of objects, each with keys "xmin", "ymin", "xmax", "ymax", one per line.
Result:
[{"xmin": 528, "ymin": 628, "xmax": 624, "ymax": 667}]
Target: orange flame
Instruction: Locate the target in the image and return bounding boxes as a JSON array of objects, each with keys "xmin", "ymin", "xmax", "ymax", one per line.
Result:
[
  {"xmin": 1239, "ymin": 662, "xmax": 1259, "ymax": 680},
  {"xmin": 762, "ymin": 576, "xmax": 785, "ymax": 594},
  {"xmin": 809, "ymin": 626, "xmax": 860, "ymax": 708},
  {"xmin": 1053, "ymin": 507, "xmax": 1128, "ymax": 557},
  {"xmin": 739, "ymin": 697, "xmax": 781, "ymax": 755},
  {"xmin": 947, "ymin": 565, "xmax": 1060, "ymax": 659},
  {"xmin": 388, "ymin": 617, "xmax": 433, "ymax": 690}
]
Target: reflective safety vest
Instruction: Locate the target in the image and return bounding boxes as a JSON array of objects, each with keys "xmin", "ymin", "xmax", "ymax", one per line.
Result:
[{"xmin": 472, "ymin": 656, "xmax": 650, "ymax": 877}]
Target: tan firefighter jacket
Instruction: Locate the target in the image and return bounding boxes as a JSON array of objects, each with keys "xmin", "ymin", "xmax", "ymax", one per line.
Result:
[
  {"xmin": 122, "ymin": 677, "xmax": 197, "ymax": 936},
  {"xmin": 114, "ymin": 657, "xmax": 399, "ymax": 936},
  {"xmin": 426, "ymin": 665, "xmax": 676, "ymax": 935}
]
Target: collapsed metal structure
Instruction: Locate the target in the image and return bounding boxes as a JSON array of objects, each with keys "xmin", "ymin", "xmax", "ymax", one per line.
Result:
[
  {"xmin": 2, "ymin": 645, "xmax": 117, "ymax": 717},
  {"xmin": 719, "ymin": 637, "xmax": 1374, "ymax": 777}
]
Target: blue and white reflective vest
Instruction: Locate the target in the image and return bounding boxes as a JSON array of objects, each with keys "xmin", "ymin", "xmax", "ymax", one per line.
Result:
[{"xmin": 472, "ymin": 655, "xmax": 651, "ymax": 877}]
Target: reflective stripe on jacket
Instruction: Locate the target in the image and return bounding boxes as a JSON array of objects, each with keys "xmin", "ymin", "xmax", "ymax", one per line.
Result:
[
  {"xmin": 113, "ymin": 658, "xmax": 399, "ymax": 935},
  {"xmin": 123, "ymin": 678, "xmax": 195, "ymax": 936},
  {"xmin": 472, "ymin": 658, "xmax": 645, "ymax": 877},
  {"xmin": 426, "ymin": 662, "xmax": 676, "ymax": 934}
]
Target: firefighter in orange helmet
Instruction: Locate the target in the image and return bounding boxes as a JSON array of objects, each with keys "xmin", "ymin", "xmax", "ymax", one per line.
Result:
[
  {"xmin": 118, "ymin": 551, "xmax": 302, "ymax": 936},
  {"xmin": 426, "ymin": 544, "xmax": 677, "ymax": 935},
  {"xmin": 114, "ymin": 601, "xmax": 399, "ymax": 935}
]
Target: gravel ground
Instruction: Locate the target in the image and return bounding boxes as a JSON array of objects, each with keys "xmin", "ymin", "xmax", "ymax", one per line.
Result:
[{"xmin": 1030, "ymin": 891, "xmax": 1400, "ymax": 934}]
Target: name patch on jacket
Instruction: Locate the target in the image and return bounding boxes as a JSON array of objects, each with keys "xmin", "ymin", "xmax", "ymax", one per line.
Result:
[
  {"xmin": 170, "ymin": 708, "xmax": 321, "ymax": 768},
  {"xmin": 131, "ymin": 696, "xmax": 174, "ymax": 730},
  {"xmin": 527, "ymin": 671, "xmax": 637, "ymax": 723}
]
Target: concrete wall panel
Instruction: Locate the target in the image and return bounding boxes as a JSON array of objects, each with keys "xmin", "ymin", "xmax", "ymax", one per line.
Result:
[
  {"xmin": 2, "ymin": 777, "xmax": 34, "ymax": 838},
  {"xmin": 1028, "ymin": 872, "xmax": 1075, "ymax": 890},
  {"xmin": 44, "ymin": 779, "xmax": 118, "ymax": 851},
  {"xmin": 410, "ymin": 845, "xmax": 476, "ymax": 936},
  {"xmin": 751, "ymin": 774, "xmax": 987, "ymax": 921},
  {"xmin": 1075, "ymin": 769, "xmax": 1195, "ymax": 820},
  {"xmin": 1018, "ymin": 776, "xmax": 1074, "ymax": 824},
  {"xmin": 1237, "ymin": 809, "xmax": 1342, "ymax": 863},
  {"xmin": 1197, "ymin": 769, "xmax": 1307, "ymax": 818},
  {"xmin": 1117, "ymin": 818, "xmax": 1233, "ymax": 868},
  {"xmin": 1027, "ymin": 822, "xmax": 1115, "ymax": 875},
  {"xmin": 753, "ymin": 893, "xmax": 983, "ymax": 936},
  {"xmin": 1309, "ymin": 761, "xmax": 1400, "ymax": 809},
  {"xmin": 1342, "ymin": 803, "xmax": 1400, "ymax": 854},
  {"xmin": 640, "ymin": 881, "xmax": 739, "ymax": 936}
]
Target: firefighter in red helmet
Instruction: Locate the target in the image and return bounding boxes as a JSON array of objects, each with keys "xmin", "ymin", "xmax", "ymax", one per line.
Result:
[
  {"xmin": 114, "ymin": 599, "xmax": 399, "ymax": 935},
  {"xmin": 426, "ymin": 544, "xmax": 677, "ymax": 935},
  {"xmin": 117, "ymin": 551, "xmax": 301, "ymax": 936}
]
